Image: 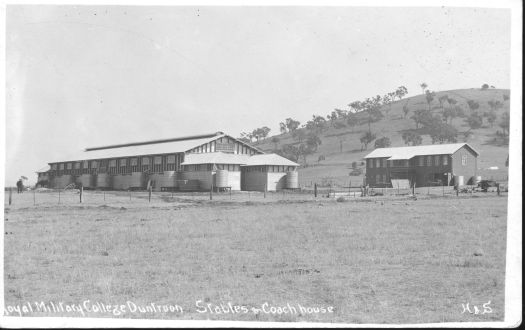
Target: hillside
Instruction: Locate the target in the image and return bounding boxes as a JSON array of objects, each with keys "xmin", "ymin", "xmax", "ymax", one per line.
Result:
[{"xmin": 253, "ymin": 88, "xmax": 510, "ymax": 186}]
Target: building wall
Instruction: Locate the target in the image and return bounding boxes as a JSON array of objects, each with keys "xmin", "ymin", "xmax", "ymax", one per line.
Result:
[
  {"xmin": 242, "ymin": 171, "xmax": 288, "ymax": 191},
  {"xmin": 267, "ymin": 172, "xmax": 287, "ymax": 191},
  {"xmin": 180, "ymin": 171, "xmax": 214, "ymax": 190},
  {"xmin": 451, "ymin": 146, "xmax": 478, "ymax": 184},
  {"xmin": 218, "ymin": 171, "xmax": 241, "ymax": 191}
]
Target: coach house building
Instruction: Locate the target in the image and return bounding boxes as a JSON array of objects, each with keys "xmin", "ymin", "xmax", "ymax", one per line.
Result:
[{"xmin": 363, "ymin": 143, "xmax": 479, "ymax": 188}]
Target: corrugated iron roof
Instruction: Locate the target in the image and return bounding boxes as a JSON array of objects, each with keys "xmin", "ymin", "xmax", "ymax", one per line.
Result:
[
  {"xmin": 242, "ymin": 154, "xmax": 299, "ymax": 166},
  {"xmin": 363, "ymin": 143, "xmax": 479, "ymax": 160},
  {"xmin": 48, "ymin": 133, "xmax": 263, "ymax": 163},
  {"xmin": 36, "ymin": 165, "xmax": 51, "ymax": 173},
  {"xmin": 181, "ymin": 152, "xmax": 251, "ymax": 165}
]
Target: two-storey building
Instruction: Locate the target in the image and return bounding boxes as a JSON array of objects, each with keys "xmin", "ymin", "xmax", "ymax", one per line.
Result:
[{"xmin": 363, "ymin": 143, "xmax": 479, "ymax": 187}]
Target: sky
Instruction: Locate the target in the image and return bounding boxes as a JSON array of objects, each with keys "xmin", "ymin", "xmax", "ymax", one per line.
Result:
[{"xmin": 4, "ymin": 5, "xmax": 512, "ymax": 186}]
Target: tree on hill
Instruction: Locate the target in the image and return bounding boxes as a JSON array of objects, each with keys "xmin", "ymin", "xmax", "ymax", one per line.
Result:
[
  {"xmin": 285, "ymin": 118, "xmax": 301, "ymax": 132},
  {"xmin": 411, "ymin": 109, "xmax": 433, "ymax": 129},
  {"xmin": 277, "ymin": 144, "xmax": 300, "ymax": 163},
  {"xmin": 488, "ymin": 99, "xmax": 503, "ymax": 112},
  {"xmin": 429, "ymin": 122, "xmax": 458, "ymax": 144},
  {"xmin": 443, "ymin": 105, "xmax": 462, "ymax": 124},
  {"xmin": 425, "ymin": 90, "xmax": 435, "ymax": 111},
  {"xmin": 374, "ymin": 137, "xmax": 391, "ymax": 148},
  {"xmin": 279, "ymin": 122, "xmax": 287, "ymax": 134},
  {"xmin": 298, "ymin": 143, "xmax": 315, "ymax": 164},
  {"xmin": 271, "ymin": 136, "xmax": 280, "ymax": 150},
  {"xmin": 306, "ymin": 115, "xmax": 328, "ymax": 133},
  {"xmin": 402, "ymin": 131, "xmax": 423, "ymax": 146},
  {"xmin": 466, "ymin": 112, "xmax": 483, "ymax": 130},
  {"xmin": 467, "ymin": 100, "xmax": 480, "ymax": 111},
  {"xmin": 481, "ymin": 83, "xmax": 490, "ymax": 90},
  {"xmin": 402, "ymin": 101, "xmax": 410, "ymax": 118},
  {"xmin": 382, "ymin": 92, "xmax": 396, "ymax": 117},
  {"xmin": 252, "ymin": 127, "xmax": 271, "ymax": 141},
  {"xmin": 395, "ymin": 86, "xmax": 408, "ymax": 100},
  {"xmin": 292, "ymin": 129, "xmax": 306, "ymax": 143},
  {"xmin": 334, "ymin": 108, "xmax": 348, "ymax": 119},
  {"xmin": 447, "ymin": 97, "xmax": 457, "ymax": 106},
  {"xmin": 360, "ymin": 131, "xmax": 376, "ymax": 150},
  {"xmin": 306, "ymin": 133, "xmax": 322, "ymax": 152},
  {"xmin": 438, "ymin": 95, "xmax": 449, "ymax": 114},
  {"xmin": 363, "ymin": 97, "xmax": 383, "ymax": 134},
  {"xmin": 348, "ymin": 101, "xmax": 364, "ymax": 113},
  {"xmin": 420, "ymin": 82, "xmax": 428, "ymax": 94},
  {"xmin": 486, "ymin": 110, "xmax": 498, "ymax": 128},
  {"xmin": 327, "ymin": 111, "xmax": 338, "ymax": 127},
  {"xmin": 499, "ymin": 112, "xmax": 510, "ymax": 137},
  {"xmin": 346, "ymin": 112, "xmax": 357, "ymax": 132}
]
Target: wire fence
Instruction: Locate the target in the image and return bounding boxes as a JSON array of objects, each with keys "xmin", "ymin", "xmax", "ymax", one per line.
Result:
[{"xmin": 4, "ymin": 183, "xmax": 508, "ymax": 208}]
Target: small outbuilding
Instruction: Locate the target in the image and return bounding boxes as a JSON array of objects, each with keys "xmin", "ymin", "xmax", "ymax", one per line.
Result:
[{"xmin": 241, "ymin": 154, "xmax": 300, "ymax": 191}]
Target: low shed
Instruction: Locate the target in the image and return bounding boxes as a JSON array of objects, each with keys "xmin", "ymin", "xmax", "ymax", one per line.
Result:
[{"xmin": 241, "ymin": 154, "xmax": 299, "ymax": 191}]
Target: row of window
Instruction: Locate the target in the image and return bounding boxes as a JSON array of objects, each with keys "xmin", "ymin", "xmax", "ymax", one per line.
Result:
[
  {"xmin": 181, "ymin": 165, "xmax": 297, "ymax": 172},
  {"xmin": 50, "ymin": 155, "xmax": 180, "ymax": 171},
  {"xmin": 368, "ymin": 155, "xmax": 451, "ymax": 168}
]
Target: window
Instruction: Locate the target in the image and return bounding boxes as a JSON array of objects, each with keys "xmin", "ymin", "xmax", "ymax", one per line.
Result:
[
  {"xmin": 59, "ymin": 163, "xmax": 64, "ymax": 170},
  {"xmin": 142, "ymin": 157, "xmax": 150, "ymax": 165},
  {"xmin": 154, "ymin": 156, "xmax": 162, "ymax": 165},
  {"xmin": 426, "ymin": 156, "xmax": 432, "ymax": 166},
  {"xmin": 130, "ymin": 158, "xmax": 137, "ymax": 166},
  {"xmin": 167, "ymin": 155, "xmax": 175, "ymax": 164},
  {"xmin": 74, "ymin": 162, "xmax": 80, "ymax": 169},
  {"xmin": 462, "ymin": 154, "xmax": 467, "ymax": 166},
  {"xmin": 109, "ymin": 160, "xmax": 116, "ymax": 167},
  {"xmin": 91, "ymin": 161, "xmax": 98, "ymax": 168},
  {"xmin": 120, "ymin": 159, "xmax": 127, "ymax": 167},
  {"xmin": 382, "ymin": 174, "xmax": 387, "ymax": 183},
  {"xmin": 376, "ymin": 159, "xmax": 381, "ymax": 168},
  {"xmin": 51, "ymin": 164, "xmax": 57, "ymax": 170},
  {"xmin": 418, "ymin": 156, "xmax": 424, "ymax": 166},
  {"xmin": 66, "ymin": 163, "xmax": 72, "ymax": 170},
  {"xmin": 381, "ymin": 159, "xmax": 387, "ymax": 167},
  {"xmin": 376, "ymin": 174, "xmax": 381, "ymax": 183},
  {"xmin": 434, "ymin": 155, "xmax": 440, "ymax": 166},
  {"xmin": 82, "ymin": 160, "xmax": 88, "ymax": 168},
  {"xmin": 443, "ymin": 155, "xmax": 448, "ymax": 165}
]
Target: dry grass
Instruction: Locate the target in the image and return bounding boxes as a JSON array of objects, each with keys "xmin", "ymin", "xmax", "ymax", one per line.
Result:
[{"xmin": 4, "ymin": 191, "xmax": 507, "ymax": 324}]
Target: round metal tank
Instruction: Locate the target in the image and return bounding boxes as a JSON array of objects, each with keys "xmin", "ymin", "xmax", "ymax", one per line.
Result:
[
  {"xmin": 55, "ymin": 175, "xmax": 74, "ymax": 188},
  {"xmin": 96, "ymin": 173, "xmax": 112, "ymax": 189},
  {"xmin": 215, "ymin": 170, "xmax": 228, "ymax": 188},
  {"xmin": 286, "ymin": 171, "xmax": 299, "ymax": 189},
  {"xmin": 454, "ymin": 175, "xmax": 464, "ymax": 186},
  {"xmin": 130, "ymin": 172, "xmax": 145, "ymax": 189},
  {"xmin": 77, "ymin": 174, "xmax": 95, "ymax": 188},
  {"xmin": 159, "ymin": 171, "xmax": 177, "ymax": 189},
  {"xmin": 474, "ymin": 175, "xmax": 482, "ymax": 185}
]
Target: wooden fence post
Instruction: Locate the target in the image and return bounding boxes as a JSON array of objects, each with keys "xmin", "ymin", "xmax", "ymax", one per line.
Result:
[
  {"xmin": 129, "ymin": 189, "xmax": 131, "ymax": 201},
  {"xmin": 9, "ymin": 187, "xmax": 12, "ymax": 205},
  {"xmin": 148, "ymin": 186, "xmax": 152, "ymax": 202},
  {"xmin": 80, "ymin": 186, "xmax": 83, "ymax": 203},
  {"xmin": 103, "ymin": 190, "xmax": 106, "ymax": 201},
  {"xmin": 33, "ymin": 188, "xmax": 36, "ymax": 205},
  {"xmin": 264, "ymin": 181, "xmax": 267, "ymax": 199},
  {"xmin": 314, "ymin": 183, "xmax": 317, "ymax": 198},
  {"xmin": 58, "ymin": 189, "xmax": 61, "ymax": 204}
]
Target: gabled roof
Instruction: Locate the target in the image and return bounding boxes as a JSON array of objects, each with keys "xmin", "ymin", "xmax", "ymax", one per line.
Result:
[
  {"xmin": 48, "ymin": 133, "xmax": 263, "ymax": 163},
  {"xmin": 363, "ymin": 143, "xmax": 479, "ymax": 160},
  {"xmin": 36, "ymin": 165, "xmax": 51, "ymax": 173},
  {"xmin": 181, "ymin": 152, "xmax": 251, "ymax": 165},
  {"xmin": 242, "ymin": 154, "xmax": 299, "ymax": 167}
]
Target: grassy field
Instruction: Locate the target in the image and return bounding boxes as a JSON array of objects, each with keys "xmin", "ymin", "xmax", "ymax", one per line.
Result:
[{"xmin": 4, "ymin": 190, "xmax": 507, "ymax": 324}]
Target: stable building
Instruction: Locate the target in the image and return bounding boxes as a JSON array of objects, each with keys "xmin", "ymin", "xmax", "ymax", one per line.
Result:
[
  {"xmin": 363, "ymin": 143, "xmax": 479, "ymax": 188},
  {"xmin": 41, "ymin": 131, "xmax": 299, "ymax": 192}
]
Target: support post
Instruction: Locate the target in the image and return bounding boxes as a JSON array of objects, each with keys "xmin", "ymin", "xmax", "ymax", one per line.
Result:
[
  {"xmin": 80, "ymin": 186, "xmax": 83, "ymax": 203},
  {"xmin": 264, "ymin": 181, "xmax": 267, "ymax": 199},
  {"xmin": 314, "ymin": 183, "xmax": 317, "ymax": 198},
  {"xmin": 148, "ymin": 186, "xmax": 152, "ymax": 202},
  {"xmin": 33, "ymin": 188, "xmax": 36, "ymax": 205},
  {"xmin": 58, "ymin": 189, "xmax": 61, "ymax": 204},
  {"xmin": 103, "ymin": 190, "xmax": 106, "ymax": 201},
  {"xmin": 9, "ymin": 187, "xmax": 12, "ymax": 205}
]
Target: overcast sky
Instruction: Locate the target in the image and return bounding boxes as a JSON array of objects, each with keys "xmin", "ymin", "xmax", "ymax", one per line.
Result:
[{"xmin": 5, "ymin": 5, "xmax": 511, "ymax": 185}]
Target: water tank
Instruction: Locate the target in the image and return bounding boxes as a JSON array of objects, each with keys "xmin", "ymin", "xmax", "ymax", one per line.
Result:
[
  {"xmin": 286, "ymin": 171, "xmax": 299, "ymax": 189},
  {"xmin": 215, "ymin": 170, "xmax": 229, "ymax": 188},
  {"xmin": 77, "ymin": 174, "xmax": 95, "ymax": 188},
  {"xmin": 454, "ymin": 175, "xmax": 464, "ymax": 186},
  {"xmin": 56, "ymin": 175, "xmax": 74, "ymax": 189},
  {"xmin": 130, "ymin": 172, "xmax": 145, "ymax": 189},
  {"xmin": 474, "ymin": 175, "xmax": 482, "ymax": 185},
  {"xmin": 96, "ymin": 173, "xmax": 111, "ymax": 189}
]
